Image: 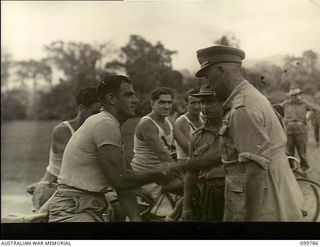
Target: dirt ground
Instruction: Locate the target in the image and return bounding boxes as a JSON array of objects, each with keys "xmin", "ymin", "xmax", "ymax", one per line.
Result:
[{"xmin": 1, "ymin": 119, "xmax": 320, "ymax": 219}]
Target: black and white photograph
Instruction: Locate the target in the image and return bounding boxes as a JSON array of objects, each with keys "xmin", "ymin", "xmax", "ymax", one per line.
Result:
[{"xmin": 1, "ymin": 0, "xmax": 320, "ymax": 240}]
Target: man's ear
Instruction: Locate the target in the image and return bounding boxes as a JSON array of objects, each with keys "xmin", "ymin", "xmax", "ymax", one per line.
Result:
[
  {"xmin": 105, "ymin": 93, "xmax": 116, "ymax": 105},
  {"xmin": 217, "ymin": 65, "xmax": 225, "ymax": 74}
]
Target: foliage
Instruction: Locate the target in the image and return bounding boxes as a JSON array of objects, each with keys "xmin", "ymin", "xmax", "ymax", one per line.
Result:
[
  {"xmin": 1, "ymin": 52, "xmax": 13, "ymax": 91},
  {"xmin": 1, "ymin": 89, "xmax": 28, "ymax": 120},
  {"xmin": 106, "ymin": 35, "xmax": 184, "ymax": 116},
  {"xmin": 282, "ymin": 50, "xmax": 320, "ymax": 94},
  {"xmin": 36, "ymin": 81, "xmax": 77, "ymax": 120},
  {"xmin": 214, "ymin": 32, "xmax": 240, "ymax": 48},
  {"xmin": 107, "ymin": 35, "xmax": 183, "ymax": 94},
  {"xmin": 13, "ymin": 59, "xmax": 52, "ymax": 89},
  {"xmin": 45, "ymin": 41, "xmax": 113, "ymax": 90}
]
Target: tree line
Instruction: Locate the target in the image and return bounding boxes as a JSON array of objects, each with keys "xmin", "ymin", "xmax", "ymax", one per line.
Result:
[{"xmin": 1, "ymin": 34, "xmax": 320, "ymax": 120}]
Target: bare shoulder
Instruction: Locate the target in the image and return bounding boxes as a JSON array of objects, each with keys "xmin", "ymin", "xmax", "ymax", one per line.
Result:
[
  {"xmin": 135, "ymin": 117, "xmax": 158, "ymax": 138},
  {"xmin": 52, "ymin": 123, "xmax": 72, "ymax": 143}
]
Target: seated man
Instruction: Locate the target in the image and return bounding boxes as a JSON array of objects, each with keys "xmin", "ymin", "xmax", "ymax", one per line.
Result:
[
  {"xmin": 27, "ymin": 87, "xmax": 101, "ymax": 212},
  {"xmin": 48, "ymin": 75, "xmax": 177, "ymax": 222},
  {"xmin": 182, "ymin": 83, "xmax": 225, "ymax": 221}
]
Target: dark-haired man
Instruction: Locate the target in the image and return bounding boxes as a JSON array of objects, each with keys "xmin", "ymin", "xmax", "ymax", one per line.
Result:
[
  {"xmin": 48, "ymin": 76, "xmax": 177, "ymax": 222},
  {"xmin": 28, "ymin": 87, "xmax": 101, "ymax": 212},
  {"xmin": 131, "ymin": 87, "xmax": 177, "ymax": 208},
  {"xmin": 182, "ymin": 83, "xmax": 225, "ymax": 222}
]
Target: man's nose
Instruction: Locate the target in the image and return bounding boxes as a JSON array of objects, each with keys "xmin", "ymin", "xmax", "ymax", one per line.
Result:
[{"xmin": 133, "ymin": 95, "xmax": 139, "ymax": 104}]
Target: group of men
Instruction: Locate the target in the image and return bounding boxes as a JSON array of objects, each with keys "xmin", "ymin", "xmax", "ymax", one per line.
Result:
[{"xmin": 27, "ymin": 45, "xmax": 318, "ymax": 222}]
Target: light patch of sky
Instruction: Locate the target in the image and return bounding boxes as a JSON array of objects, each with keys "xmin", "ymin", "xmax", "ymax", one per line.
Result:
[{"xmin": 1, "ymin": 0, "xmax": 319, "ymax": 72}]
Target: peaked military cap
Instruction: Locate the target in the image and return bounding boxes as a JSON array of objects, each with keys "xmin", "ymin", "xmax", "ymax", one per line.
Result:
[
  {"xmin": 195, "ymin": 45, "xmax": 246, "ymax": 78},
  {"xmin": 190, "ymin": 82, "xmax": 214, "ymax": 97}
]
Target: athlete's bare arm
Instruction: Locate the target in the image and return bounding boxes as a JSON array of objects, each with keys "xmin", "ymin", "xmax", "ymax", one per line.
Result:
[
  {"xmin": 135, "ymin": 119, "xmax": 175, "ymax": 163},
  {"xmin": 174, "ymin": 118, "xmax": 191, "ymax": 155},
  {"xmin": 40, "ymin": 124, "xmax": 72, "ymax": 182}
]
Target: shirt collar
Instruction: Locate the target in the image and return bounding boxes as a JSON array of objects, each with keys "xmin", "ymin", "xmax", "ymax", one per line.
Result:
[
  {"xmin": 222, "ymin": 80, "xmax": 248, "ymax": 108},
  {"xmin": 202, "ymin": 120, "xmax": 219, "ymax": 133},
  {"xmin": 100, "ymin": 108, "xmax": 120, "ymax": 127}
]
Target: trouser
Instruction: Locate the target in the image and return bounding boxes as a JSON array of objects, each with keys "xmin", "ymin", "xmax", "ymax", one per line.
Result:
[
  {"xmin": 199, "ymin": 178, "xmax": 225, "ymax": 221},
  {"xmin": 287, "ymin": 133, "xmax": 309, "ymax": 170},
  {"xmin": 48, "ymin": 186, "xmax": 108, "ymax": 222}
]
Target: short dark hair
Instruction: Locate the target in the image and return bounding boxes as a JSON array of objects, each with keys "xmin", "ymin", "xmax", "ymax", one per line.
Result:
[
  {"xmin": 150, "ymin": 87, "xmax": 175, "ymax": 101},
  {"xmin": 75, "ymin": 86, "xmax": 99, "ymax": 107},
  {"xmin": 96, "ymin": 75, "xmax": 131, "ymax": 102},
  {"xmin": 185, "ymin": 88, "xmax": 199, "ymax": 103}
]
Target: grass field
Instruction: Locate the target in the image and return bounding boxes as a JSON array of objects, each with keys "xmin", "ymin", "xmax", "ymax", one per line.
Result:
[{"xmin": 1, "ymin": 119, "xmax": 320, "ymax": 219}]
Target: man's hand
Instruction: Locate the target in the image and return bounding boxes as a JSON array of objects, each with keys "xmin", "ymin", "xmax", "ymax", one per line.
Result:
[
  {"xmin": 155, "ymin": 163, "xmax": 181, "ymax": 184},
  {"xmin": 27, "ymin": 182, "xmax": 57, "ymax": 212}
]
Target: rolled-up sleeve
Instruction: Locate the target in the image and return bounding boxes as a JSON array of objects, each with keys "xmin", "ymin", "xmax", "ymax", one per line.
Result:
[{"xmin": 230, "ymin": 107, "xmax": 271, "ymax": 169}]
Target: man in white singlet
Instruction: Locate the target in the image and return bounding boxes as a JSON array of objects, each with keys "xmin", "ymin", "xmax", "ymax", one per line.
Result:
[
  {"xmin": 131, "ymin": 87, "xmax": 177, "ymax": 200},
  {"xmin": 27, "ymin": 87, "xmax": 101, "ymax": 211},
  {"xmin": 48, "ymin": 76, "xmax": 177, "ymax": 222},
  {"xmin": 174, "ymin": 89, "xmax": 202, "ymax": 164}
]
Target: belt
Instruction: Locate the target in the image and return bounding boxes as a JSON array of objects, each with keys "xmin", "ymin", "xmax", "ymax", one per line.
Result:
[
  {"xmin": 222, "ymin": 163, "xmax": 246, "ymax": 174},
  {"xmin": 58, "ymin": 184, "xmax": 105, "ymax": 197}
]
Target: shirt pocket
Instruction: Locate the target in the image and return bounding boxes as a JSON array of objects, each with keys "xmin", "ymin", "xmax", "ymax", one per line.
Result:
[{"xmin": 224, "ymin": 174, "xmax": 246, "ymax": 221}]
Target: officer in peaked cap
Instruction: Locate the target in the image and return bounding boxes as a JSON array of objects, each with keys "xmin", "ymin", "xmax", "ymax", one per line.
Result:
[
  {"xmin": 195, "ymin": 45, "xmax": 246, "ymax": 78},
  {"xmin": 180, "ymin": 45, "xmax": 304, "ymax": 221}
]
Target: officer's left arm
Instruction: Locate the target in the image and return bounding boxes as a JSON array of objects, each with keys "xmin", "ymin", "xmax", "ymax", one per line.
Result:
[{"xmin": 231, "ymin": 106, "xmax": 271, "ymax": 221}]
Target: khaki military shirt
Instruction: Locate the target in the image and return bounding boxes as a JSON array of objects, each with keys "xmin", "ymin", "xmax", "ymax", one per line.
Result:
[
  {"xmin": 189, "ymin": 123, "xmax": 225, "ymax": 180},
  {"xmin": 219, "ymin": 80, "xmax": 303, "ymax": 221},
  {"xmin": 280, "ymin": 99, "xmax": 318, "ymax": 123},
  {"xmin": 280, "ymin": 99, "xmax": 319, "ymax": 135},
  {"xmin": 220, "ymin": 80, "xmax": 287, "ymax": 167}
]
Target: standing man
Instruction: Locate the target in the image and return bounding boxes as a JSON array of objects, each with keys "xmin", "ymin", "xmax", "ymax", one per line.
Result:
[
  {"xmin": 313, "ymin": 93, "xmax": 320, "ymax": 146},
  {"xmin": 279, "ymin": 86, "xmax": 319, "ymax": 172},
  {"xmin": 182, "ymin": 83, "xmax": 225, "ymax": 222},
  {"xmin": 48, "ymin": 75, "xmax": 177, "ymax": 222},
  {"xmin": 181, "ymin": 45, "xmax": 303, "ymax": 221},
  {"xmin": 174, "ymin": 89, "xmax": 202, "ymax": 165},
  {"xmin": 131, "ymin": 87, "xmax": 177, "ymax": 200},
  {"xmin": 27, "ymin": 87, "xmax": 101, "ymax": 211}
]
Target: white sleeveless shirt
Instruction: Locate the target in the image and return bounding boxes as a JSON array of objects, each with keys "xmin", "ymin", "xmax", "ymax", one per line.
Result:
[
  {"xmin": 131, "ymin": 116, "xmax": 174, "ymax": 171},
  {"xmin": 174, "ymin": 114, "xmax": 198, "ymax": 160},
  {"xmin": 46, "ymin": 121, "xmax": 75, "ymax": 177}
]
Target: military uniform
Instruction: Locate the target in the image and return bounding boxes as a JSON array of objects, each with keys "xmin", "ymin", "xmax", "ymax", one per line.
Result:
[
  {"xmin": 313, "ymin": 94, "xmax": 320, "ymax": 145},
  {"xmin": 189, "ymin": 123, "xmax": 225, "ymax": 221},
  {"xmin": 280, "ymin": 98, "xmax": 319, "ymax": 170},
  {"xmin": 219, "ymin": 80, "xmax": 303, "ymax": 221}
]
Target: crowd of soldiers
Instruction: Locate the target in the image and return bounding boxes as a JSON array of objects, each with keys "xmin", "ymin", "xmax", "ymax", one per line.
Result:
[{"xmin": 10, "ymin": 45, "xmax": 320, "ymax": 223}]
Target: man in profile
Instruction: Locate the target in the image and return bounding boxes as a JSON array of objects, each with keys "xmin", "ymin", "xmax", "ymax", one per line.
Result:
[{"xmin": 48, "ymin": 75, "xmax": 177, "ymax": 222}]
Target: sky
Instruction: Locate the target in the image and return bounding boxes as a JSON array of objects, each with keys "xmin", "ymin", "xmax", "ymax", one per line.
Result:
[{"xmin": 1, "ymin": 0, "xmax": 320, "ymax": 73}]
